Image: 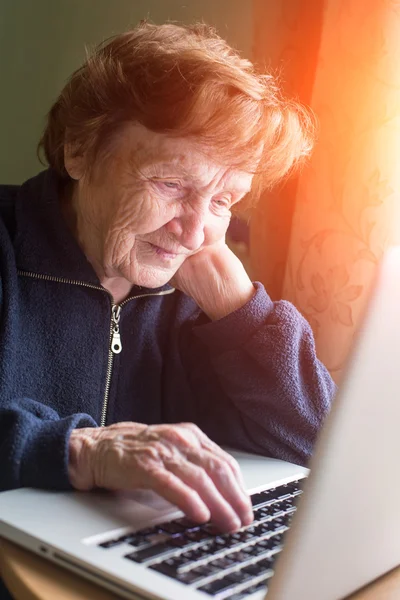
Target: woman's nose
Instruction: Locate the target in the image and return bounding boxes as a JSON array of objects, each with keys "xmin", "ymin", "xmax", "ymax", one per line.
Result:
[{"xmin": 165, "ymin": 209, "xmax": 206, "ymax": 252}]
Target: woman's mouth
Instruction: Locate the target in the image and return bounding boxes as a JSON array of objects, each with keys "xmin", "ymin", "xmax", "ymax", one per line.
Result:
[{"xmin": 149, "ymin": 243, "xmax": 179, "ymax": 260}]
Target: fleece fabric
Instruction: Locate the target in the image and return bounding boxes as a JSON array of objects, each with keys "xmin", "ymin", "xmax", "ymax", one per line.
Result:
[{"xmin": 0, "ymin": 169, "xmax": 336, "ymax": 492}]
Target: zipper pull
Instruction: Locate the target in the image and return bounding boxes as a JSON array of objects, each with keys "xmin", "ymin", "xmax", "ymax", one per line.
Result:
[
  {"xmin": 111, "ymin": 331, "xmax": 122, "ymax": 354},
  {"xmin": 111, "ymin": 305, "xmax": 122, "ymax": 354}
]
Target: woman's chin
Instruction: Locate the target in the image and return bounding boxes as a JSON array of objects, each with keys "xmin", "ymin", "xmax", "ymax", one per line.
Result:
[{"xmin": 130, "ymin": 266, "xmax": 176, "ymax": 289}]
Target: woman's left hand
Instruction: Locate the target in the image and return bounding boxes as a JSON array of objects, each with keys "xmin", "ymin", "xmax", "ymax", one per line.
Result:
[{"xmin": 171, "ymin": 240, "xmax": 255, "ymax": 320}]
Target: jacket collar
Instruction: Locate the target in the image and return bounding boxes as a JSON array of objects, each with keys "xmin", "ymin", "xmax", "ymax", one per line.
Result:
[{"xmin": 14, "ymin": 169, "xmax": 173, "ymax": 297}]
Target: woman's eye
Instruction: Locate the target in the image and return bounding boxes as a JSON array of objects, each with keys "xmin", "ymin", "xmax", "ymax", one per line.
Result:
[
  {"xmin": 151, "ymin": 178, "xmax": 182, "ymax": 191},
  {"xmin": 162, "ymin": 181, "xmax": 180, "ymax": 190},
  {"xmin": 214, "ymin": 197, "xmax": 231, "ymax": 209}
]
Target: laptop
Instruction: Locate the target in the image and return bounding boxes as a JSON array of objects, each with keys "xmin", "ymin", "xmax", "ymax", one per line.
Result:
[{"xmin": 1, "ymin": 247, "xmax": 400, "ymax": 600}]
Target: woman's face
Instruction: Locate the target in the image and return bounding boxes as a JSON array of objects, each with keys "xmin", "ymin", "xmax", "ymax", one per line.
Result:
[{"xmin": 67, "ymin": 123, "xmax": 254, "ymax": 288}]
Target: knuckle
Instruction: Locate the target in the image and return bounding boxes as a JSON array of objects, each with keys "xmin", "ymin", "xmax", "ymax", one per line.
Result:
[
  {"xmin": 152, "ymin": 440, "xmax": 167, "ymax": 456},
  {"xmin": 180, "ymin": 422, "xmax": 203, "ymax": 439},
  {"xmin": 145, "ymin": 463, "xmax": 173, "ymax": 486},
  {"xmin": 140, "ymin": 444, "xmax": 161, "ymax": 462},
  {"xmin": 164, "ymin": 447, "xmax": 183, "ymax": 470},
  {"xmin": 179, "ymin": 421, "xmax": 195, "ymax": 429},
  {"xmin": 210, "ymin": 456, "xmax": 230, "ymax": 478},
  {"xmin": 156, "ymin": 469, "xmax": 176, "ymax": 488},
  {"xmin": 181, "ymin": 422, "xmax": 200, "ymax": 433},
  {"xmin": 229, "ymin": 458, "xmax": 242, "ymax": 477},
  {"xmin": 222, "ymin": 452, "xmax": 241, "ymax": 473},
  {"xmin": 168, "ymin": 426, "xmax": 195, "ymax": 448}
]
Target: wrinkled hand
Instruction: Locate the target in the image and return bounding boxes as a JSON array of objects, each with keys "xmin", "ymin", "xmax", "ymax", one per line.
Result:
[
  {"xmin": 171, "ymin": 240, "xmax": 255, "ymax": 321},
  {"xmin": 68, "ymin": 422, "xmax": 253, "ymax": 533}
]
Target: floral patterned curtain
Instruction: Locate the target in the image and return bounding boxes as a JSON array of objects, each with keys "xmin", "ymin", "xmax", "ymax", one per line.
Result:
[{"xmin": 251, "ymin": 0, "xmax": 400, "ymax": 382}]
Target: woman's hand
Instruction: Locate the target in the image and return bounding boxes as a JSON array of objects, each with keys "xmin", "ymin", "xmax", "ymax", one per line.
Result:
[
  {"xmin": 171, "ymin": 240, "xmax": 255, "ymax": 321},
  {"xmin": 68, "ymin": 421, "xmax": 253, "ymax": 533}
]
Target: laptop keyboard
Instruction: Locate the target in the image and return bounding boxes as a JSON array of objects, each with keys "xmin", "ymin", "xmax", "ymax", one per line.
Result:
[{"xmin": 98, "ymin": 480, "xmax": 304, "ymax": 598}]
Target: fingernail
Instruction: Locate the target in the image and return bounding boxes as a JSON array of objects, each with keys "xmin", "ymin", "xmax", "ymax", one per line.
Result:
[
  {"xmin": 229, "ymin": 516, "xmax": 241, "ymax": 532},
  {"xmin": 243, "ymin": 510, "xmax": 254, "ymax": 526},
  {"xmin": 198, "ymin": 508, "xmax": 211, "ymax": 523}
]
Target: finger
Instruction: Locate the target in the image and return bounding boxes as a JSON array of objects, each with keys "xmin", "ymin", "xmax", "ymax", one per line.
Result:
[
  {"xmin": 201, "ymin": 439, "xmax": 248, "ymax": 493},
  {"xmin": 166, "ymin": 459, "xmax": 241, "ymax": 533},
  {"xmin": 147, "ymin": 468, "xmax": 211, "ymax": 524},
  {"xmin": 179, "ymin": 424, "xmax": 248, "ymax": 494},
  {"xmin": 189, "ymin": 450, "xmax": 253, "ymax": 527}
]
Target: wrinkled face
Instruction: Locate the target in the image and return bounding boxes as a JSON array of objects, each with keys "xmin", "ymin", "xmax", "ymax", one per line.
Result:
[{"xmin": 67, "ymin": 123, "xmax": 254, "ymax": 288}]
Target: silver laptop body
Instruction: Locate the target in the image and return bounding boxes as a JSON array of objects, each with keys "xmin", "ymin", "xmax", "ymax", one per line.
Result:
[{"xmin": 1, "ymin": 247, "xmax": 400, "ymax": 600}]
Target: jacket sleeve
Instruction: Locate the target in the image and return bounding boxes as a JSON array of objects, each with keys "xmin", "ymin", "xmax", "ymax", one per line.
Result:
[
  {"xmin": 179, "ymin": 283, "xmax": 337, "ymax": 466},
  {"xmin": 0, "ymin": 397, "xmax": 97, "ymax": 491},
  {"xmin": 0, "ymin": 199, "xmax": 97, "ymax": 493}
]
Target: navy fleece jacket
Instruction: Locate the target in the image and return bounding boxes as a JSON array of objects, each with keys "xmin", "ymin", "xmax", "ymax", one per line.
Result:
[{"xmin": 0, "ymin": 169, "xmax": 336, "ymax": 492}]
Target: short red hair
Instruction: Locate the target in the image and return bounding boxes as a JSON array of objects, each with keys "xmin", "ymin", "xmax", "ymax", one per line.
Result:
[{"xmin": 38, "ymin": 21, "xmax": 315, "ymax": 198}]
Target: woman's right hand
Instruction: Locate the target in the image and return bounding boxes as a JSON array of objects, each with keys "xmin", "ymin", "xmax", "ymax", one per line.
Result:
[{"xmin": 68, "ymin": 421, "xmax": 253, "ymax": 533}]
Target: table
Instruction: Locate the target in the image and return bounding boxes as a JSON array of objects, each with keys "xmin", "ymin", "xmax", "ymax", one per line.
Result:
[{"xmin": 1, "ymin": 537, "xmax": 400, "ymax": 600}]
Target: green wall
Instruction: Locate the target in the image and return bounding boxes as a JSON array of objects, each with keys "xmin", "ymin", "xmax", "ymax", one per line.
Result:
[{"xmin": 0, "ymin": 1, "xmax": 253, "ymax": 184}]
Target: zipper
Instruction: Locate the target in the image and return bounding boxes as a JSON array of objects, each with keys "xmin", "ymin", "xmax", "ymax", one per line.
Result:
[
  {"xmin": 17, "ymin": 270, "xmax": 175, "ymax": 426},
  {"xmin": 110, "ymin": 305, "xmax": 122, "ymax": 354}
]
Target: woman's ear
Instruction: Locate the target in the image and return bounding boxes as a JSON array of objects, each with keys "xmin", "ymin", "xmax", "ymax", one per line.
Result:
[{"xmin": 64, "ymin": 142, "xmax": 86, "ymax": 180}]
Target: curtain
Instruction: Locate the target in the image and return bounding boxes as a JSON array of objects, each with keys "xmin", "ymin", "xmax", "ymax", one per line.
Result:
[{"xmin": 251, "ymin": 0, "xmax": 400, "ymax": 382}]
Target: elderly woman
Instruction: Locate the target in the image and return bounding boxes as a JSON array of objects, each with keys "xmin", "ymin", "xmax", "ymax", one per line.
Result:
[{"xmin": 0, "ymin": 22, "xmax": 335, "ymax": 535}]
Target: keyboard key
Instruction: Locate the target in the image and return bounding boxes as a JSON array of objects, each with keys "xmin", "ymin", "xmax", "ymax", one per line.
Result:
[
  {"xmin": 126, "ymin": 536, "xmax": 153, "ymax": 548},
  {"xmin": 125, "ymin": 541, "xmax": 174, "ymax": 563},
  {"xmin": 275, "ymin": 493, "xmax": 293, "ymax": 502},
  {"xmin": 228, "ymin": 549, "xmax": 253, "ymax": 563},
  {"xmin": 98, "ymin": 538, "xmax": 122, "ymax": 549},
  {"xmin": 262, "ymin": 488, "xmax": 287, "ymax": 502},
  {"xmin": 213, "ymin": 536, "xmax": 230, "ymax": 548},
  {"xmin": 285, "ymin": 481, "xmax": 303, "ymax": 494},
  {"xmin": 263, "ymin": 535, "xmax": 283, "ymax": 552},
  {"xmin": 176, "ymin": 569, "xmax": 210, "ymax": 585},
  {"xmin": 151, "ymin": 555, "xmax": 185, "ymax": 573},
  {"xmin": 251, "ymin": 581, "xmax": 269, "ymax": 593},
  {"xmin": 150, "ymin": 562, "xmax": 178, "ymax": 578},
  {"xmin": 217, "ymin": 536, "xmax": 242, "ymax": 551},
  {"xmin": 191, "ymin": 564, "xmax": 217, "ymax": 577},
  {"xmin": 251, "ymin": 492, "xmax": 268, "ymax": 507},
  {"xmin": 231, "ymin": 531, "xmax": 256, "ymax": 543},
  {"xmin": 225, "ymin": 570, "xmax": 247, "ymax": 585},
  {"xmin": 242, "ymin": 544, "xmax": 262, "ymax": 557},
  {"xmin": 209, "ymin": 556, "xmax": 236, "ymax": 570},
  {"xmin": 242, "ymin": 562, "xmax": 265, "ymax": 576},
  {"xmin": 198, "ymin": 576, "xmax": 236, "ymax": 596},
  {"xmin": 279, "ymin": 500, "xmax": 295, "ymax": 511},
  {"xmin": 257, "ymin": 557, "xmax": 275, "ymax": 571},
  {"xmin": 180, "ymin": 549, "xmax": 202, "ymax": 561},
  {"xmin": 241, "ymin": 575, "xmax": 271, "ymax": 596},
  {"xmin": 201, "ymin": 523, "xmax": 220, "ymax": 536},
  {"xmin": 269, "ymin": 503, "xmax": 285, "ymax": 516},
  {"xmin": 254, "ymin": 521, "xmax": 277, "ymax": 535},
  {"xmin": 185, "ymin": 529, "xmax": 211, "ymax": 542},
  {"xmin": 198, "ymin": 540, "xmax": 225, "ymax": 555},
  {"xmin": 192, "ymin": 563, "xmax": 221, "ymax": 578},
  {"xmin": 169, "ymin": 535, "xmax": 194, "ymax": 548},
  {"xmin": 112, "ymin": 531, "xmax": 155, "ymax": 548},
  {"xmin": 151, "ymin": 562, "xmax": 212, "ymax": 584},
  {"xmin": 136, "ymin": 526, "xmax": 161, "ymax": 536},
  {"xmin": 158, "ymin": 522, "xmax": 186, "ymax": 535},
  {"xmin": 117, "ymin": 533, "xmax": 139, "ymax": 543}
]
